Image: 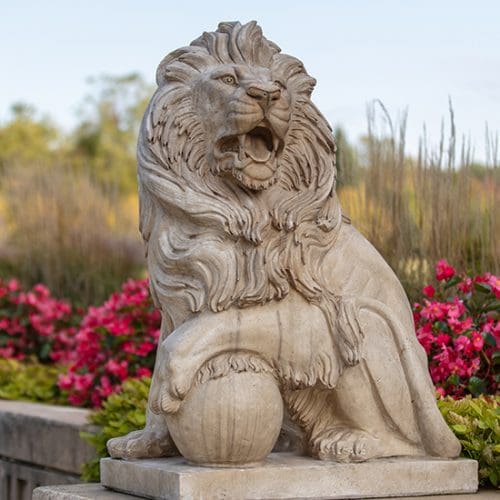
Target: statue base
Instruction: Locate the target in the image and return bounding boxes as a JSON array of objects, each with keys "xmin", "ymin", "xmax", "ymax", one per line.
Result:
[{"xmin": 97, "ymin": 452, "xmax": 477, "ymax": 499}]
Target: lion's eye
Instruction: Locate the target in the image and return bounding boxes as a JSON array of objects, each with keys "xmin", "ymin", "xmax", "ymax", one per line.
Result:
[{"xmin": 220, "ymin": 75, "xmax": 237, "ymax": 86}]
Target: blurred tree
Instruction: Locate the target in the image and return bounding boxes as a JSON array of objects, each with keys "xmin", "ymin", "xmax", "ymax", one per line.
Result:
[
  {"xmin": 71, "ymin": 73, "xmax": 153, "ymax": 193},
  {"xmin": 0, "ymin": 103, "xmax": 60, "ymax": 170}
]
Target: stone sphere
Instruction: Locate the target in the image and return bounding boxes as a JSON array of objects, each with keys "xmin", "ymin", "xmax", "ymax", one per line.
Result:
[{"xmin": 166, "ymin": 370, "xmax": 283, "ymax": 467}]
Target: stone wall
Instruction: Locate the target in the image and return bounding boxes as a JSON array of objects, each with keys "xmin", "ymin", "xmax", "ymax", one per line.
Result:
[{"xmin": 0, "ymin": 400, "xmax": 96, "ymax": 500}]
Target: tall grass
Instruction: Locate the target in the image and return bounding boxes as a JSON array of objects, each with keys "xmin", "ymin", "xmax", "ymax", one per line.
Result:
[
  {"xmin": 0, "ymin": 163, "xmax": 144, "ymax": 305},
  {"xmin": 338, "ymin": 101, "xmax": 499, "ymax": 299}
]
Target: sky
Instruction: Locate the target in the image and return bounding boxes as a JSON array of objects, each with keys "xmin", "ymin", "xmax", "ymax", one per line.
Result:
[{"xmin": 1, "ymin": 0, "xmax": 499, "ymax": 161}]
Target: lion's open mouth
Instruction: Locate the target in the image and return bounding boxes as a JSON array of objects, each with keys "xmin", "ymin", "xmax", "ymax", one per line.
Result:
[
  {"xmin": 213, "ymin": 122, "xmax": 283, "ymax": 189},
  {"xmin": 216, "ymin": 124, "xmax": 280, "ymax": 167}
]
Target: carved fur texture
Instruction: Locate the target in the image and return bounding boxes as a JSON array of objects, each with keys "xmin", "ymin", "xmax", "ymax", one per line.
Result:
[
  {"xmin": 138, "ymin": 21, "xmax": 343, "ymax": 317},
  {"xmin": 110, "ymin": 21, "xmax": 462, "ymax": 464}
]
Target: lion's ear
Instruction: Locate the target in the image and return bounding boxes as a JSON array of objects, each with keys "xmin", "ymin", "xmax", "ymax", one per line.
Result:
[
  {"xmin": 156, "ymin": 51, "xmax": 181, "ymax": 86},
  {"xmin": 156, "ymin": 47, "xmax": 204, "ymax": 86}
]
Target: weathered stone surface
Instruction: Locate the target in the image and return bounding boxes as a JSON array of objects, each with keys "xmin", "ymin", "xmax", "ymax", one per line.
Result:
[
  {"xmin": 31, "ymin": 484, "xmax": 498, "ymax": 500},
  {"xmin": 0, "ymin": 400, "xmax": 95, "ymax": 474},
  {"xmin": 107, "ymin": 20, "xmax": 461, "ymax": 471},
  {"xmin": 0, "ymin": 458, "xmax": 81, "ymax": 500},
  {"xmin": 33, "ymin": 483, "xmax": 142, "ymax": 499},
  {"xmin": 100, "ymin": 453, "xmax": 478, "ymax": 499}
]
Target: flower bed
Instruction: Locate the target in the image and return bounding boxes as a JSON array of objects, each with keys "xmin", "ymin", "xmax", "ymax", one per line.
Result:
[
  {"xmin": 58, "ymin": 279, "xmax": 160, "ymax": 407},
  {"xmin": 0, "ymin": 279, "xmax": 78, "ymax": 363},
  {"xmin": 1, "ymin": 263, "xmax": 498, "ymax": 406},
  {"xmin": 0, "ymin": 278, "xmax": 160, "ymax": 408},
  {"xmin": 414, "ymin": 260, "xmax": 499, "ymax": 398}
]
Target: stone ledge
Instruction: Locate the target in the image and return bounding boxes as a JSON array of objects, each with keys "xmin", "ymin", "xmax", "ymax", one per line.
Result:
[
  {"xmin": 32, "ymin": 484, "xmax": 499, "ymax": 500},
  {"xmin": 100, "ymin": 452, "xmax": 478, "ymax": 499},
  {"xmin": 0, "ymin": 458, "xmax": 81, "ymax": 500},
  {"xmin": 33, "ymin": 483, "xmax": 143, "ymax": 499},
  {"xmin": 0, "ymin": 400, "xmax": 95, "ymax": 475}
]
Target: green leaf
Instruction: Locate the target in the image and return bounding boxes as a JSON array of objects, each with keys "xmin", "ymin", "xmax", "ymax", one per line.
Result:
[
  {"xmin": 482, "ymin": 332, "xmax": 497, "ymax": 348},
  {"xmin": 451, "ymin": 424, "xmax": 468, "ymax": 434},
  {"xmin": 444, "ymin": 276, "xmax": 461, "ymax": 289},
  {"xmin": 489, "ymin": 469, "xmax": 498, "ymax": 487},
  {"xmin": 39, "ymin": 342, "xmax": 52, "ymax": 361},
  {"xmin": 468, "ymin": 377, "xmax": 487, "ymax": 396},
  {"xmin": 447, "ymin": 373, "xmax": 460, "ymax": 386},
  {"xmin": 468, "ymin": 401, "xmax": 483, "ymax": 417},
  {"xmin": 474, "ymin": 282, "xmax": 492, "ymax": 294},
  {"xmin": 493, "ymin": 351, "xmax": 500, "ymax": 365},
  {"xmin": 484, "ymin": 300, "xmax": 500, "ymax": 313}
]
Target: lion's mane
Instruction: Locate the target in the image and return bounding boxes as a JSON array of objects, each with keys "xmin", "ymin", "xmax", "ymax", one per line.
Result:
[{"xmin": 138, "ymin": 21, "xmax": 344, "ymax": 322}]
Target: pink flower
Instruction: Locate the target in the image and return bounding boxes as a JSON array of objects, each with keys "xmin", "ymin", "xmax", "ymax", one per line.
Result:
[
  {"xmin": 74, "ymin": 373, "xmax": 94, "ymax": 392},
  {"xmin": 136, "ymin": 367, "xmax": 152, "ymax": 378},
  {"xmin": 136, "ymin": 341, "xmax": 155, "ymax": 357},
  {"xmin": 436, "ymin": 333, "xmax": 451, "ymax": 345},
  {"xmin": 105, "ymin": 359, "xmax": 129, "ymax": 381},
  {"xmin": 68, "ymin": 394, "xmax": 86, "ymax": 406},
  {"xmin": 58, "ymin": 373, "xmax": 74, "ymax": 390},
  {"xmin": 7, "ymin": 279, "xmax": 20, "ymax": 291},
  {"xmin": 454, "ymin": 335, "xmax": 472, "ymax": 353},
  {"xmin": 471, "ymin": 332, "xmax": 484, "ymax": 351},
  {"xmin": 435, "ymin": 260, "xmax": 455, "ymax": 281},
  {"xmin": 420, "ymin": 300, "xmax": 446, "ymax": 320},
  {"xmin": 457, "ymin": 277, "xmax": 472, "ymax": 294},
  {"xmin": 422, "ymin": 285, "xmax": 435, "ymax": 298},
  {"xmin": 436, "ymin": 387, "xmax": 446, "ymax": 398},
  {"xmin": 488, "ymin": 275, "xmax": 500, "ymax": 298}
]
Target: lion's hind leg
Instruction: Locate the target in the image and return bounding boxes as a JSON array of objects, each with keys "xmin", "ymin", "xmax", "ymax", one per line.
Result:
[
  {"xmin": 285, "ymin": 306, "xmax": 427, "ymax": 463},
  {"xmin": 324, "ymin": 307, "xmax": 426, "ymax": 461},
  {"xmin": 284, "ymin": 387, "xmax": 382, "ymax": 462}
]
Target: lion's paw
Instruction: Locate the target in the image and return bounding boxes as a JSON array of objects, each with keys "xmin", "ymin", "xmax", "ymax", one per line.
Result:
[
  {"xmin": 310, "ymin": 427, "xmax": 379, "ymax": 462},
  {"xmin": 149, "ymin": 369, "xmax": 189, "ymax": 415},
  {"xmin": 107, "ymin": 428, "xmax": 178, "ymax": 459},
  {"xmin": 149, "ymin": 343, "xmax": 195, "ymax": 415}
]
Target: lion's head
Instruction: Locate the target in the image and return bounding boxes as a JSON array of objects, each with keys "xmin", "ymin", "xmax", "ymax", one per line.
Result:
[{"xmin": 138, "ymin": 21, "xmax": 344, "ymax": 316}]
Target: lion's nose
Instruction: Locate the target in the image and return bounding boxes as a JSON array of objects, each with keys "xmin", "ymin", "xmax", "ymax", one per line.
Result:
[{"xmin": 246, "ymin": 84, "xmax": 281, "ymax": 106}]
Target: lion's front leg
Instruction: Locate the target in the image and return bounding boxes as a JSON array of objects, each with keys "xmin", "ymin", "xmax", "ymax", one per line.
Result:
[
  {"xmin": 149, "ymin": 298, "xmax": 337, "ymax": 416},
  {"xmin": 149, "ymin": 307, "xmax": 279, "ymax": 414},
  {"xmin": 149, "ymin": 308, "xmax": 277, "ymax": 415},
  {"xmin": 107, "ymin": 345, "xmax": 179, "ymax": 458}
]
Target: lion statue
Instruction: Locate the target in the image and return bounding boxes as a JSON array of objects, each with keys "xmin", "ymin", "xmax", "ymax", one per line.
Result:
[{"xmin": 108, "ymin": 21, "xmax": 460, "ymax": 463}]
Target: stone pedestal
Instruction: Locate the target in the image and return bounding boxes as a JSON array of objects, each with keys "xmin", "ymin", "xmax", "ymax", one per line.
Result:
[{"xmin": 99, "ymin": 452, "xmax": 478, "ymax": 500}]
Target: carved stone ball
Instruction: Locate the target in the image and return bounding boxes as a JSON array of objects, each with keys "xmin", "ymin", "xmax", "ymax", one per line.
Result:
[{"xmin": 165, "ymin": 368, "xmax": 283, "ymax": 467}]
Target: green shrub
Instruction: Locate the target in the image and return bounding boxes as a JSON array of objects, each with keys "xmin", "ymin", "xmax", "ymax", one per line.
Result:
[
  {"xmin": 81, "ymin": 377, "xmax": 150, "ymax": 481},
  {"xmin": 438, "ymin": 395, "xmax": 500, "ymax": 487},
  {"xmin": 0, "ymin": 358, "xmax": 66, "ymax": 404}
]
